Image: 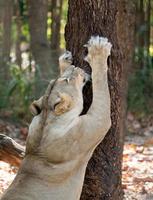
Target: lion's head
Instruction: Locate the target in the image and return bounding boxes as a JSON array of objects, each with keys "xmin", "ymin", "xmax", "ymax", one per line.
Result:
[{"xmin": 31, "ymin": 65, "xmax": 89, "ymax": 117}]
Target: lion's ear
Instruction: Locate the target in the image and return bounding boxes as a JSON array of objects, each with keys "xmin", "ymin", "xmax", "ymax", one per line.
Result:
[
  {"xmin": 30, "ymin": 96, "xmax": 43, "ymax": 116},
  {"xmin": 30, "ymin": 80, "xmax": 56, "ymax": 116},
  {"xmin": 54, "ymin": 93, "xmax": 73, "ymax": 116}
]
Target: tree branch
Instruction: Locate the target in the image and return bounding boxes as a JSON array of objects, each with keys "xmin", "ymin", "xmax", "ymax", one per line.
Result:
[{"xmin": 0, "ymin": 134, "xmax": 25, "ymax": 167}]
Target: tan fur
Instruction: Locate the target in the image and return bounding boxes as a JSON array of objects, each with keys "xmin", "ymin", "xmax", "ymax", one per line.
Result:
[
  {"xmin": 54, "ymin": 93, "xmax": 73, "ymax": 116},
  {"xmin": 1, "ymin": 36, "xmax": 112, "ymax": 200}
]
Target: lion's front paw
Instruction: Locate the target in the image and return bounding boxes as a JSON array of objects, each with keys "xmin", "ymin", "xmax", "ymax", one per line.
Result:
[
  {"xmin": 59, "ymin": 51, "xmax": 73, "ymax": 74},
  {"xmin": 84, "ymin": 36, "xmax": 112, "ymax": 63}
]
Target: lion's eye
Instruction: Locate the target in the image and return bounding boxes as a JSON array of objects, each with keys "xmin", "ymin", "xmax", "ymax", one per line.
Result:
[
  {"xmin": 53, "ymin": 98, "xmax": 61, "ymax": 110},
  {"xmin": 53, "ymin": 102, "xmax": 60, "ymax": 110}
]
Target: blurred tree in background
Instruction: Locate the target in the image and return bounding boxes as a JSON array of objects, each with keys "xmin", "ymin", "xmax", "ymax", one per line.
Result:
[
  {"xmin": 0, "ymin": 0, "xmax": 152, "ymax": 199},
  {"xmin": 128, "ymin": 0, "xmax": 153, "ymax": 116},
  {"xmin": 0, "ymin": 0, "xmax": 152, "ymax": 123},
  {"xmin": 0, "ymin": 0, "xmax": 68, "ymax": 121},
  {"xmin": 0, "ymin": 0, "xmax": 13, "ymax": 80},
  {"xmin": 0, "ymin": 1, "xmax": 152, "ymax": 121}
]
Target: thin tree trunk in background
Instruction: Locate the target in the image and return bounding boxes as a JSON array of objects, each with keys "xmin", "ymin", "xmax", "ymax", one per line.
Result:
[
  {"xmin": 1, "ymin": 0, "xmax": 13, "ymax": 80},
  {"xmin": 135, "ymin": 0, "xmax": 150, "ymax": 68},
  {"xmin": 139, "ymin": 0, "xmax": 145, "ymax": 49},
  {"xmin": 50, "ymin": 0, "xmax": 63, "ymax": 50},
  {"xmin": 146, "ymin": 0, "xmax": 151, "ymax": 54},
  {"xmin": 0, "ymin": 1, "xmax": 4, "ymax": 73},
  {"xmin": 116, "ymin": 0, "xmax": 136, "ymax": 151},
  {"xmin": 65, "ymin": 1, "xmax": 123, "ymax": 199},
  {"xmin": 28, "ymin": 0, "xmax": 56, "ymax": 96},
  {"xmin": 50, "ymin": 0, "xmax": 63, "ymax": 78},
  {"xmin": 15, "ymin": 0, "xmax": 22, "ymax": 68}
]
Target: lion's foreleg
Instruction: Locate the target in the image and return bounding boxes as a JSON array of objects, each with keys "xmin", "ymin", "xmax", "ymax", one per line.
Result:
[
  {"xmin": 82, "ymin": 36, "xmax": 112, "ymax": 139},
  {"xmin": 59, "ymin": 51, "xmax": 73, "ymax": 74}
]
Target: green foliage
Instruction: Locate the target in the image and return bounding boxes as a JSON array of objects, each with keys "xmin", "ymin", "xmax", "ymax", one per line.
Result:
[
  {"xmin": 128, "ymin": 54, "xmax": 153, "ymax": 116},
  {"xmin": 21, "ymin": 22, "xmax": 30, "ymax": 41},
  {"xmin": 60, "ymin": 0, "xmax": 68, "ymax": 48},
  {"xmin": 0, "ymin": 64, "xmax": 34, "ymax": 119}
]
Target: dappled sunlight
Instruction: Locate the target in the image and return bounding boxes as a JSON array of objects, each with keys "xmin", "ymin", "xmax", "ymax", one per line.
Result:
[
  {"xmin": 149, "ymin": 45, "xmax": 153, "ymax": 57},
  {"xmin": 0, "ymin": 0, "xmax": 153, "ymax": 199},
  {"xmin": 0, "ymin": 162, "xmax": 16, "ymax": 197}
]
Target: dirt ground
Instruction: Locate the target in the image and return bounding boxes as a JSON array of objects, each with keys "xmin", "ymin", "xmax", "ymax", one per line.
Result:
[
  {"xmin": 0, "ymin": 113, "xmax": 153, "ymax": 199},
  {"xmin": 123, "ymin": 113, "xmax": 153, "ymax": 200}
]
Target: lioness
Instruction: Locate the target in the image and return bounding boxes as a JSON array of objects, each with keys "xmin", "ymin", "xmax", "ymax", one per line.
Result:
[{"xmin": 1, "ymin": 36, "xmax": 112, "ymax": 200}]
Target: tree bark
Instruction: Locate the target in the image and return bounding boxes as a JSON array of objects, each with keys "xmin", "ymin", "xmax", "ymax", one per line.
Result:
[
  {"xmin": 50, "ymin": 0, "xmax": 63, "ymax": 85},
  {"xmin": 65, "ymin": 0, "xmax": 135, "ymax": 199},
  {"xmin": 15, "ymin": 0, "xmax": 22, "ymax": 68},
  {"xmin": 0, "ymin": 134, "xmax": 25, "ymax": 167},
  {"xmin": 138, "ymin": 0, "xmax": 145, "ymax": 50},
  {"xmin": 50, "ymin": 0, "xmax": 63, "ymax": 50},
  {"xmin": 146, "ymin": 0, "xmax": 151, "ymax": 54},
  {"xmin": 135, "ymin": 0, "xmax": 147, "ymax": 69},
  {"xmin": 28, "ymin": 0, "xmax": 57, "ymax": 97},
  {"xmin": 0, "ymin": 0, "xmax": 13, "ymax": 80},
  {"xmin": 116, "ymin": 1, "xmax": 136, "ymax": 140}
]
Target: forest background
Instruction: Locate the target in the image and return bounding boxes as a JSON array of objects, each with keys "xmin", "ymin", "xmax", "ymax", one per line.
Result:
[
  {"xmin": 0, "ymin": 0, "xmax": 153, "ymax": 199},
  {"xmin": 0, "ymin": 0, "xmax": 152, "ymax": 122}
]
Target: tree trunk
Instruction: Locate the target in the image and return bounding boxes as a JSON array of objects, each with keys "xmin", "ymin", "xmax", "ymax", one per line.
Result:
[
  {"xmin": 50, "ymin": 0, "xmax": 63, "ymax": 50},
  {"xmin": 28, "ymin": 0, "xmax": 57, "ymax": 97},
  {"xmin": 0, "ymin": 1, "xmax": 4, "ymax": 73},
  {"xmin": 15, "ymin": 0, "xmax": 22, "ymax": 68},
  {"xmin": 138, "ymin": 0, "xmax": 145, "ymax": 50},
  {"xmin": 116, "ymin": 1, "xmax": 136, "ymax": 140},
  {"xmin": 50, "ymin": 0, "xmax": 63, "ymax": 86},
  {"xmin": 146, "ymin": 0, "xmax": 151, "ymax": 54},
  {"xmin": 65, "ymin": 0, "xmax": 134, "ymax": 199},
  {"xmin": 0, "ymin": 134, "xmax": 25, "ymax": 167},
  {"xmin": 0, "ymin": 0, "xmax": 13, "ymax": 80}
]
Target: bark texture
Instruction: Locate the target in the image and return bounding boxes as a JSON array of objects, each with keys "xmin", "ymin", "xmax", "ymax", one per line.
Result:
[
  {"xmin": 0, "ymin": 0, "xmax": 13, "ymax": 80},
  {"xmin": 65, "ymin": 1, "xmax": 123, "ymax": 199},
  {"xmin": 0, "ymin": 134, "xmax": 25, "ymax": 167},
  {"xmin": 137, "ymin": 0, "xmax": 145, "ymax": 49},
  {"xmin": 50, "ymin": 0, "xmax": 63, "ymax": 50},
  {"xmin": 28, "ymin": 0, "xmax": 58, "ymax": 96},
  {"xmin": 116, "ymin": 0, "xmax": 136, "ymax": 140},
  {"xmin": 15, "ymin": 0, "xmax": 22, "ymax": 68},
  {"xmin": 146, "ymin": 0, "xmax": 151, "ymax": 53}
]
